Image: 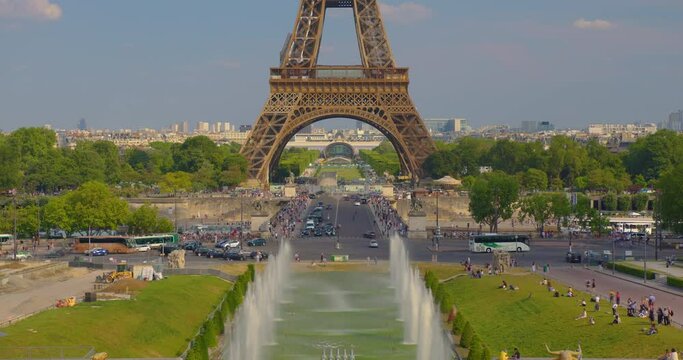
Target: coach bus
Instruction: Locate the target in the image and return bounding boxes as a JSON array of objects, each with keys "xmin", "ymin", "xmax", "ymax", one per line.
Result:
[
  {"xmin": 131, "ymin": 234, "xmax": 179, "ymax": 249},
  {"xmin": 73, "ymin": 236, "xmax": 136, "ymax": 254},
  {"xmin": 469, "ymin": 234, "xmax": 531, "ymax": 253},
  {"xmin": 0, "ymin": 234, "xmax": 14, "ymax": 244}
]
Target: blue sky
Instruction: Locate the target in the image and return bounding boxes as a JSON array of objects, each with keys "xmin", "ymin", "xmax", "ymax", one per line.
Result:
[{"xmin": 1, "ymin": 0, "xmax": 682, "ymax": 131}]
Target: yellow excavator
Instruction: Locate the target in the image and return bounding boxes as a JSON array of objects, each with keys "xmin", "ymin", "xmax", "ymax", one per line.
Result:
[{"xmin": 105, "ymin": 262, "xmax": 133, "ymax": 283}]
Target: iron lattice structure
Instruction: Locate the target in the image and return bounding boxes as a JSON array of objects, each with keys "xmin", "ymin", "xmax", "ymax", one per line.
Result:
[{"xmin": 241, "ymin": 0, "xmax": 435, "ymax": 186}]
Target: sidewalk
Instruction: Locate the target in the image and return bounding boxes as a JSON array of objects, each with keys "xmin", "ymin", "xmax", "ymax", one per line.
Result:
[{"xmin": 0, "ymin": 270, "xmax": 99, "ymax": 326}]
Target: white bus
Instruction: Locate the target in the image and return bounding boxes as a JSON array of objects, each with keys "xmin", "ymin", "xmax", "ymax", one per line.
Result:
[
  {"xmin": 469, "ymin": 234, "xmax": 531, "ymax": 253},
  {"xmin": 0, "ymin": 234, "xmax": 14, "ymax": 245}
]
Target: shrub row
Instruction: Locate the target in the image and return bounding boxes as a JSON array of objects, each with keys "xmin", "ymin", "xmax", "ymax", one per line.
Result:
[
  {"xmin": 184, "ymin": 264, "xmax": 255, "ymax": 360},
  {"xmin": 607, "ymin": 262, "xmax": 656, "ymax": 280},
  {"xmin": 667, "ymin": 276, "xmax": 683, "ymax": 289},
  {"xmin": 424, "ymin": 271, "xmax": 490, "ymax": 360}
]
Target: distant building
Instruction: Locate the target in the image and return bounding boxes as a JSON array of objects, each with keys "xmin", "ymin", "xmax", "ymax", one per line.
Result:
[
  {"xmin": 300, "ymin": 125, "xmax": 312, "ymax": 134},
  {"xmin": 661, "ymin": 110, "xmax": 683, "ymax": 131},
  {"xmin": 356, "ymin": 121, "xmax": 363, "ymax": 130},
  {"xmin": 520, "ymin": 121, "xmax": 538, "ymax": 133},
  {"xmin": 538, "ymin": 121, "xmax": 555, "ymax": 132},
  {"xmin": 239, "ymin": 125, "xmax": 252, "ymax": 133},
  {"xmin": 588, "ymin": 123, "xmax": 657, "ymax": 137},
  {"xmin": 78, "ymin": 118, "xmax": 87, "ymax": 131},
  {"xmin": 182, "ymin": 121, "xmax": 190, "ymax": 134},
  {"xmin": 196, "ymin": 121, "xmax": 210, "ymax": 133},
  {"xmin": 424, "ymin": 118, "xmax": 467, "ymax": 134}
]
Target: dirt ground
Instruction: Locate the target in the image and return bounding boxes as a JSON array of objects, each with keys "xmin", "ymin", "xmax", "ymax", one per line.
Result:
[
  {"xmin": 0, "ymin": 262, "xmax": 91, "ymax": 295},
  {"xmin": 101, "ymin": 278, "xmax": 149, "ymax": 294}
]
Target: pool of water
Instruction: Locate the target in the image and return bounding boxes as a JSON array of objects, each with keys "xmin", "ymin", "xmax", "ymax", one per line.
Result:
[{"xmin": 265, "ymin": 271, "xmax": 416, "ymax": 360}]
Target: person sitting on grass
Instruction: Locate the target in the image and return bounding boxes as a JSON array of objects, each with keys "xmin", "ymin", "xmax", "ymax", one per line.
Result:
[
  {"xmin": 612, "ymin": 313, "xmax": 621, "ymax": 325},
  {"xmin": 575, "ymin": 309, "xmax": 588, "ymax": 320},
  {"xmin": 580, "ymin": 299, "xmax": 587, "ymax": 307},
  {"xmin": 567, "ymin": 288, "xmax": 574, "ymax": 297},
  {"xmin": 589, "ymin": 316, "xmax": 595, "ymax": 325},
  {"xmin": 647, "ymin": 323, "xmax": 658, "ymax": 335},
  {"xmin": 499, "ymin": 280, "xmax": 508, "ymax": 289}
]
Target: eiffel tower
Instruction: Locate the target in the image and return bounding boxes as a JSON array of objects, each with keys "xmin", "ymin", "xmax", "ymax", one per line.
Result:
[{"xmin": 240, "ymin": 0, "xmax": 435, "ymax": 186}]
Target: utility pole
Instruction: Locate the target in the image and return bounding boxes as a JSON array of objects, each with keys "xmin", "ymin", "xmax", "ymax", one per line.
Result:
[
  {"xmin": 433, "ymin": 190, "xmax": 442, "ymax": 252},
  {"xmin": 643, "ymin": 238, "xmax": 648, "ymax": 283},
  {"xmin": 12, "ymin": 194, "xmax": 18, "ymax": 261},
  {"xmin": 612, "ymin": 238, "xmax": 615, "ymax": 275},
  {"xmin": 240, "ymin": 195, "xmax": 244, "ymax": 250}
]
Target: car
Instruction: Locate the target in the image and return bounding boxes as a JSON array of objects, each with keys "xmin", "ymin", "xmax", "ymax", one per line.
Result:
[
  {"xmin": 90, "ymin": 248, "xmax": 109, "ymax": 256},
  {"xmin": 247, "ymin": 238, "xmax": 267, "ymax": 247},
  {"xmin": 300, "ymin": 229, "xmax": 311, "ymax": 237},
  {"xmin": 183, "ymin": 241, "xmax": 201, "ymax": 251},
  {"xmin": 369, "ymin": 240, "xmax": 379, "ymax": 248},
  {"xmin": 308, "ymin": 194, "xmax": 316, "ymax": 199},
  {"xmin": 326, "ymin": 204, "xmax": 333, "ymax": 210},
  {"xmin": 206, "ymin": 249, "xmax": 224, "ymax": 259},
  {"xmin": 363, "ymin": 231, "xmax": 376, "ymax": 239},
  {"xmin": 325, "ymin": 227, "xmax": 336, "ymax": 236},
  {"xmin": 6, "ymin": 250, "xmax": 33, "ymax": 260},
  {"xmin": 194, "ymin": 247, "xmax": 211, "ymax": 256},
  {"xmin": 314, "ymin": 228, "xmax": 324, "ymax": 237},
  {"xmin": 250, "ymin": 251, "xmax": 268, "ymax": 260},
  {"xmin": 224, "ymin": 250, "xmax": 248, "ymax": 261},
  {"xmin": 566, "ymin": 252, "xmax": 582, "ymax": 263},
  {"xmin": 354, "ymin": 201, "xmax": 361, "ymax": 206},
  {"xmin": 136, "ymin": 245, "xmax": 151, "ymax": 252},
  {"xmin": 44, "ymin": 248, "xmax": 67, "ymax": 259},
  {"xmin": 160, "ymin": 243, "xmax": 181, "ymax": 255},
  {"xmin": 217, "ymin": 239, "xmax": 240, "ymax": 249}
]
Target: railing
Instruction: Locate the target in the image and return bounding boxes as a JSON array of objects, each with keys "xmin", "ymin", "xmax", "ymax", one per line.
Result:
[{"xmin": 270, "ymin": 67, "xmax": 409, "ymax": 81}]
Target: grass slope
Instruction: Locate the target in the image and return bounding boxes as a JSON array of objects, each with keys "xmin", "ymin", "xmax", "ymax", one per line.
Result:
[
  {"xmin": 444, "ymin": 272, "xmax": 682, "ymax": 358},
  {"xmin": 0, "ymin": 276, "xmax": 230, "ymax": 358}
]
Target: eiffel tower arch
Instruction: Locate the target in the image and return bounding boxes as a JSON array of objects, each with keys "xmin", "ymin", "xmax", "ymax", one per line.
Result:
[{"xmin": 240, "ymin": 0, "xmax": 436, "ymax": 186}]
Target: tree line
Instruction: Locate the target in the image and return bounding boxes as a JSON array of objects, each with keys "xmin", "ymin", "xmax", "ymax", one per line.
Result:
[{"xmin": 0, "ymin": 128, "xmax": 248, "ymax": 195}]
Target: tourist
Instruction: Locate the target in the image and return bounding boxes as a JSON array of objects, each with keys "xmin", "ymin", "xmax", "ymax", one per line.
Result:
[
  {"xmin": 575, "ymin": 309, "xmax": 588, "ymax": 320},
  {"xmin": 585, "ymin": 279, "xmax": 591, "ymax": 290},
  {"xmin": 580, "ymin": 299, "xmax": 587, "ymax": 307},
  {"xmin": 612, "ymin": 303, "xmax": 618, "ymax": 316},
  {"xmin": 594, "ymin": 295, "xmax": 600, "ymax": 311},
  {"xmin": 657, "ymin": 307, "xmax": 664, "ymax": 324},
  {"xmin": 591, "ymin": 278, "xmax": 596, "ymax": 289},
  {"xmin": 531, "ymin": 262, "xmax": 536, "ymax": 272},
  {"xmin": 512, "ymin": 348, "xmax": 520, "ymax": 360},
  {"xmin": 612, "ymin": 313, "xmax": 621, "ymax": 324},
  {"xmin": 615, "ymin": 291, "xmax": 621, "ymax": 306},
  {"xmin": 658, "ymin": 349, "xmax": 670, "ymax": 360},
  {"xmin": 499, "ymin": 280, "xmax": 508, "ymax": 289},
  {"xmin": 670, "ymin": 348, "xmax": 679, "ymax": 360},
  {"xmin": 589, "ymin": 316, "xmax": 595, "ymax": 325}
]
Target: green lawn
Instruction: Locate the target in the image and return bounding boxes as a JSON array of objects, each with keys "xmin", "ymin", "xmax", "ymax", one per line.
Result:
[
  {"xmin": 317, "ymin": 166, "xmax": 362, "ymax": 181},
  {"xmin": 443, "ymin": 271, "xmax": 683, "ymax": 358},
  {"xmin": 0, "ymin": 276, "xmax": 230, "ymax": 358}
]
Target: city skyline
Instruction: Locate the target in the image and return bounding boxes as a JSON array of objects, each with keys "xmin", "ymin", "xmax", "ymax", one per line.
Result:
[{"xmin": 1, "ymin": 0, "xmax": 682, "ymax": 131}]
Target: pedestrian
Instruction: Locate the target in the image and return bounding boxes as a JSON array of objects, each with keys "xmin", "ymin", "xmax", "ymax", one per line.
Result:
[
  {"xmin": 594, "ymin": 295, "xmax": 601, "ymax": 311},
  {"xmin": 591, "ymin": 278, "xmax": 596, "ymax": 289},
  {"xmin": 616, "ymin": 291, "xmax": 620, "ymax": 306}
]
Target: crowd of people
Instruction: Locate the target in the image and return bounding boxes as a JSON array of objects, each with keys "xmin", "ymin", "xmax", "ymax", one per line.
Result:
[
  {"xmin": 369, "ymin": 195, "xmax": 407, "ymax": 236},
  {"xmin": 269, "ymin": 193, "xmax": 309, "ymax": 240}
]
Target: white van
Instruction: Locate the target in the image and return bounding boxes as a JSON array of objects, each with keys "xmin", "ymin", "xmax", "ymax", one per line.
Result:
[{"xmin": 305, "ymin": 220, "xmax": 315, "ymax": 230}]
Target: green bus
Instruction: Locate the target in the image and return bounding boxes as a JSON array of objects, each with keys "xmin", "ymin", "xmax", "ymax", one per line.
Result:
[
  {"xmin": 131, "ymin": 234, "xmax": 179, "ymax": 249},
  {"xmin": 0, "ymin": 234, "xmax": 14, "ymax": 244}
]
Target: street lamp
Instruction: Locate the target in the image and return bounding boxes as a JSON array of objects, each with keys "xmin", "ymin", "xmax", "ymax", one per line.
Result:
[
  {"xmin": 612, "ymin": 237, "xmax": 616, "ymax": 275},
  {"xmin": 643, "ymin": 237, "xmax": 648, "ymax": 283},
  {"xmin": 12, "ymin": 192, "xmax": 18, "ymax": 261}
]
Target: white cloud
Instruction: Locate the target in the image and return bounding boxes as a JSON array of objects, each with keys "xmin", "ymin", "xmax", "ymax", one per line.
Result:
[
  {"xmin": 0, "ymin": 0, "xmax": 62, "ymax": 21},
  {"xmin": 573, "ymin": 18, "xmax": 615, "ymax": 30},
  {"xmin": 380, "ymin": 2, "xmax": 432, "ymax": 25}
]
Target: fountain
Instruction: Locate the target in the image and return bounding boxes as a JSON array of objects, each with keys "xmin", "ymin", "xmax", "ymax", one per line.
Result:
[
  {"xmin": 224, "ymin": 241, "xmax": 292, "ymax": 360},
  {"xmin": 390, "ymin": 234, "xmax": 454, "ymax": 360}
]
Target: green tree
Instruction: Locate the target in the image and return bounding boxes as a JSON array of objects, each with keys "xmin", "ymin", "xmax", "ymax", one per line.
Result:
[
  {"xmin": 42, "ymin": 196, "xmax": 72, "ymax": 233},
  {"xmin": 617, "ymin": 195, "xmax": 632, "ymax": 212},
  {"xmin": 468, "ymin": 335, "xmax": 483, "ymax": 359},
  {"xmin": 573, "ymin": 194, "xmax": 593, "ymax": 231},
  {"xmin": 602, "ymin": 193, "xmax": 618, "ymax": 211},
  {"xmin": 460, "ymin": 322, "xmax": 474, "ymax": 348},
  {"xmin": 588, "ymin": 209, "xmax": 611, "ymax": 236},
  {"xmin": 128, "ymin": 204, "xmax": 161, "ymax": 235},
  {"xmin": 658, "ymin": 164, "xmax": 683, "ymax": 233},
  {"xmin": 520, "ymin": 168, "xmax": 548, "ymax": 192},
  {"xmin": 65, "ymin": 181, "xmax": 130, "ymax": 233},
  {"xmin": 632, "ymin": 193, "xmax": 649, "ymax": 212},
  {"xmin": 623, "ymin": 130, "xmax": 683, "ymax": 181},
  {"xmin": 549, "ymin": 193, "xmax": 571, "ymax": 231},
  {"xmin": 159, "ymin": 172, "xmax": 193, "ymax": 194},
  {"xmin": 469, "ymin": 172, "xmax": 519, "ymax": 232},
  {"xmin": 0, "ymin": 135, "xmax": 21, "ymax": 190},
  {"xmin": 17, "ymin": 205, "xmax": 40, "ymax": 238},
  {"xmin": 518, "ymin": 194, "xmax": 552, "ymax": 235}
]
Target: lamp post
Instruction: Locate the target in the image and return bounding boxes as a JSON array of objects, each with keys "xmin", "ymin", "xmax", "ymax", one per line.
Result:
[
  {"xmin": 612, "ymin": 237, "xmax": 616, "ymax": 275},
  {"xmin": 12, "ymin": 193, "xmax": 18, "ymax": 261},
  {"xmin": 433, "ymin": 190, "xmax": 442, "ymax": 252},
  {"xmin": 643, "ymin": 237, "xmax": 648, "ymax": 283}
]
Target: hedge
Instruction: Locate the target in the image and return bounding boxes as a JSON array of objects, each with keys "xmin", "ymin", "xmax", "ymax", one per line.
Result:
[
  {"xmin": 182, "ymin": 268, "xmax": 255, "ymax": 359},
  {"xmin": 461, "ymin": 322, "xmax": 473, "ymax": 348},
  {"xmin": 667, "ymin": 276, "xmax": 683, "ymax": 289},
  {"xmin": 608, "ymin": 262, "xmax": 656, "ymax": 280}
]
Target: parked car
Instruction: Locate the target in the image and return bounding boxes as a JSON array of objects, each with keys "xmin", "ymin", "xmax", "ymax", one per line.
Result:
[
  {"xmin": 217, "ymin": 239, "xmax": 240, "ymax": 249},
  {"xmin": 369, "ymin": 240, "xmax": 379, "ymax": 248},
  {"xmin": 300, "ymin": 229, "xmax": 311, "ymax": 237},
  {"xmin": 566, "ymin": 252, "xmax": 582, "ymax": 263},
  {"xmin": 363, "ymin": 231, "xmax": 376, "ymax": 239},
  {"xmin": 314, "ymin": 228, "xmax": 324, "ymax": 237},
  {"xmin": 250, "ymin": 251, "xmax": 268, "ymax": 260},
  {"xmin": 206, "ymin": 249, "xmax": 224, "ymax": 259},
  {"xmin": 6, "ymin": 250, "xmax": 33, "ymax": 260},
  {"xmin": 44, "ymin": 248, "xmax": 67, "ymax": 259},
  {"xmin": 160, "ymin": 243, "xmax": 181, "ymax": 255},
  {"xmin": 194, "ymin": 247, "xmax": 211, "ymax": 256},
  {"xmin": 354, "ymin": 201, "xmax": 361, "ymax": 206},
  {"xmin": 224, "ymin": 250, "xmax": 248, "ymax": 261},
  {"xmin": 247, "ymin": 238, "xmax": 267, "ymax": 247},
  {"xmin": 183, "ymin": 241, "xmax": 201, "ymax": 251},
  {"xmin": 136, "ymin": 245, "xmax": 151, "ymax": 252},
  {"xmin": 90, "ymin": 248, "xmax": 109, "ymax": 256}
]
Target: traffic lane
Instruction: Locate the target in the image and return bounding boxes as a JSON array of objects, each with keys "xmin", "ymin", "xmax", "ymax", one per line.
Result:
[
  {"xmin": 335, "ymin": 202, "xmax": 380, "ymax": 238},
  {"xmin": 548, "ymin": 266, "xmax": 683, "ymax": 326}
]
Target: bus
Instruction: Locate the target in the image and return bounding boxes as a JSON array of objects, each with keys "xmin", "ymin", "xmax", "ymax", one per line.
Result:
[
  {"xmin": 469, "ymin": 234, "xmax": 531, "ymax": 253},
  {"xmin": 73, "ymin": 236, "xmax": 136, "ymax": 254},
  {"xmin": 131, "ymin": 234, "xmax": 179, "ymax": 249},
  {"xmin": 0, "ymin": 234, "xmax": 14, "ymax": 244}
]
